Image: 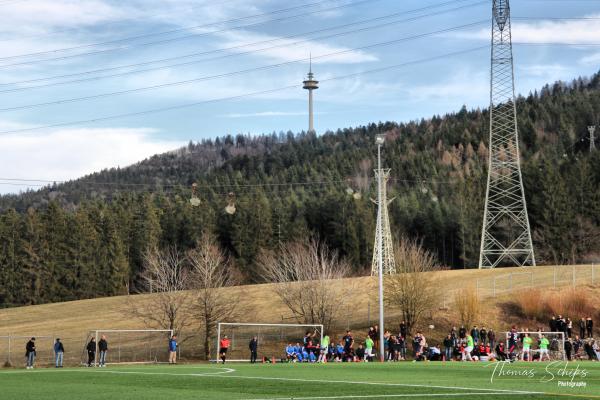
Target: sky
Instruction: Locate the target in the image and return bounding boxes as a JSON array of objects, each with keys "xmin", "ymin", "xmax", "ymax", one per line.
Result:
[{"xmin": 0, "ymin": 0, "xmax": 599, "ymax": 193}]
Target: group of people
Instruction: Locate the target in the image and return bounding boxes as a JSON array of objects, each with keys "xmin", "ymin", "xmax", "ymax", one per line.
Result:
[{"xmin": 23, "ymin": 334, "xmax": 180, "ymax": 368}]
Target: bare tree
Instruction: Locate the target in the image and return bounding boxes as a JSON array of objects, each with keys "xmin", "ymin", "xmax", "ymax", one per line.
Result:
[
  {"xmin": 257, "ymin": 238, "xmax": 352, "ymax": 332},
  {"xmin": 127, "ymin": 247, "xmax": 194, "ymax": 334},
  {"xmin": 188, "ymin": 236, "xmax": 240, "ymax": 360},
  {"xmin": 385, "ymin": 239, "xmax": 440, "ymax": 336},
  {"xmin": 454, "ymin": 286, "xmax": 481, "ymax": 329}
]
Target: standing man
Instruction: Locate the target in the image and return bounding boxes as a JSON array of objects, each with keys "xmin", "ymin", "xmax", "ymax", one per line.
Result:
[
  {"xmin": 249, "ymin": 336, "xmax": 258, "ymax": 364},
  {"xmin": 54, "ymin": 338, "xmax": 64, "ymax": 368},
  {"xmin": 580, "ymin": 318, "xmax": 587, "ymax": 339},
  {"xmin": 538, "ymin": 334, "xmax": 549, "ymax": 361},
  {"xmin": 168, "ymin": 335, "xmax": 178, "ymax": 364},
  {"xmin": 443, "ymin": 334, "xmax": 453, "ymax": 361},
  {"xmin": 342, "ymin": 330, "xmax": 354, "ymax": 359},
  {"xmin": 587, "ymin": 317, "xmax": 594, "ymax": 338},
  {"xmin": 25, "ymin": 337, "xmax": 36, "ymax": 369},
  {"xmin": 98, "ymin": 335, "xmax": 108, "ymax": 367},
  {"xmin": 86, "ymin": 337, "xmax": 96, "ymax": 367},
  {"xmin": 219, "ymin": 335, "xmax": 231, "ymax": 364}
]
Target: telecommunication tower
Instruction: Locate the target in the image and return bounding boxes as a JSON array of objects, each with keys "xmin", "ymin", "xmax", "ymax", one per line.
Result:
[
  {"xmin": 588, "ymin": 125, "xmax": 596, "ymax": 152},
  {"xmin": 303, "ymin": 56, "xmax": 319, "ymax": 133},
  {"xmin": 479, "ymin": 0, "xmax": 535, "ymax": 268}
]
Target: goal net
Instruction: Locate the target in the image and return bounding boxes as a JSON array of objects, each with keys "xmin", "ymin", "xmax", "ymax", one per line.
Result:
[
  {"xmin": 502, "ymin": 331, "xmax": 565, "ymax": 361},
  {"xmin": 81, "ymin": 329, "xmax": 173, "ymax": 366},
  {"xmin": 215, "ymin": 323, "xmax": 324, "ymax": 362},
  {"xmin": 0, "ymin": 335, "xmax": 54, "ymax": 367}
]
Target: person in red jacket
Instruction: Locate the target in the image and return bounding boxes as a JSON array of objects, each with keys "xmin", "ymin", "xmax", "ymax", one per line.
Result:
[{"xmin": 220, "ymin": 335, "xmax": 231, "ymax": 364}]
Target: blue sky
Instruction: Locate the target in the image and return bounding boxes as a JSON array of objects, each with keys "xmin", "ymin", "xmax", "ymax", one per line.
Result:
[{"xmin": 0, "ymin": 0, "xmax": 599, "ymax": 193}]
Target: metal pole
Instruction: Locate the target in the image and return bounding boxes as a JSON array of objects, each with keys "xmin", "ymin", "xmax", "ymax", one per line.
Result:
[
  {"xmin": 216, "ymin": 323, "xmax": 221, "ymax": 363},
  {"xmin": 7, "ymin": 334, "xmax": 10, "ymax": 365},
  {"xmin": 572, "ymin": 266, "xmax": 576, "ymax": 288},
  {"xmin": 95, "ymin": 331, "xmax": 99, "ymax": 367},
  {"xmin": 377, "ymin": 141, "xmax": 385, "ymax": 362}
]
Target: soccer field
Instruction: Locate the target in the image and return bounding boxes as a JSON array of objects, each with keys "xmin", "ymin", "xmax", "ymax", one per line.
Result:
[{"xmin": 0, "ymin": 362, "xmax": 599, "ymax": 400}]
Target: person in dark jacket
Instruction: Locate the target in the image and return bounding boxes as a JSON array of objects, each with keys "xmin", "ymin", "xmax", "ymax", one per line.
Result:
[
  {"xmin": 25, "ymin": 337, "xmax": 36, "ymax": 369},
  {"xmin": 249, "ymin": 336, "xmax": 258, "ymax": 364},
  {"xmin": 54, "ymin": 338, "xmax": 65, "ymax": 368},
  {"xmin": 443, "ymin": 334, "xmax": 453, "ymax": 361},
  {"xmin": 565, "ymin": 338, "xmax": 573, "ymax": 361},
  {"xmin": 98, "ymin": 335, "xmax": 108, "ymax": 367},
  {"xmin": 587, "ymin": 317, "xmax": 594, "ymax": 338},
  {"xmin": 459, "ymin": 325, "xmax": 466, "ymax": 339},
  {"xmin": 488, "ymin": 329, "xmax": 496, "ymax": 350},
  {"xmin": 549, "ymin": 316, "xmax": 557, "ymax": 332},
  {"xmin": 87, "ymin": 337, "xmax": 96, "ymax": 367},
  {"xmin": 579, "ymin": 318, "xmax": 587, "ymax": 339},
  {"xmin": 479, "ymin": 327, "xmax": 487, "ymax": 345}
]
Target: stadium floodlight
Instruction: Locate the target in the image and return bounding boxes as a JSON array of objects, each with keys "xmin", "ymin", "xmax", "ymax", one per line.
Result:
[
  {"xmin": 190, "ymin": 183, "xmax": 201, "ymax": 207},
  {"xmin": 215, "ymin": 323, "xmax": 323, "ymax": 362},
  {"xmin": 225, "ymin": 192, "xmax": 236, "ymax": 215},
  {"xmin": 83, "ymin": 329, "xmax": 173, "ymax": 366}
]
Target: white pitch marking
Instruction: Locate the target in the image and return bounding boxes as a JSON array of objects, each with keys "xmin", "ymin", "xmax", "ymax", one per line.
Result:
[{"xmin": 245, "ymin": 393, "xmax": 527, "ymax": 400}]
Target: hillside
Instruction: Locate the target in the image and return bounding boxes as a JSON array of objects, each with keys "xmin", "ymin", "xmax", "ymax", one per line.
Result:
[
  {"xmin": 1, "ymin": 265, "xmax": 598, "ymax": 365},
  {"xmin": 1, "ymin": 74, "xmax": 600, "ymax": 307}
]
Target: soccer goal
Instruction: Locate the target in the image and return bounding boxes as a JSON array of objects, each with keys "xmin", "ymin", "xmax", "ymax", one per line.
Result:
[
  {"xmin": 81, "ymin": 329, "xmax": 174, "ymax": 366},
  {"xmin": 214, "ymin": 323, "xmax": 324, "ymax": 362},
  {"xmin": 0, "ymin": 335, "xmax": 54, "ymax": 367},
  {"xmin": 502, "ymin": 331, "xmax": 565, "ymax": 361}
]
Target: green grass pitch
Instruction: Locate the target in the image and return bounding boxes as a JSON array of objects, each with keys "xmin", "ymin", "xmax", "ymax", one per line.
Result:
[{"xmin": 0, "ymin": 361, "xmax": 599, "ymax": 399}]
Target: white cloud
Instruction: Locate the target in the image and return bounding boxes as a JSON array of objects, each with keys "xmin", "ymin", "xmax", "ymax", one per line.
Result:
[
  {"xmin": 219, "ymin": 111, "xmax": 308, "ymax": 118},
  {"xmin": 453, "ymin": 16, "xmax": 600, "ymax": 44},
  {"xmin": 215, "ymin": 30, "xmax": 378, "ymax": 64},
  {"xmin": 406, "ymin": 69, "xmax": 488, "ymax": 104},
  {"xmin": 0, "ymin": 126, "xmax": 184, "ymax": 194}
]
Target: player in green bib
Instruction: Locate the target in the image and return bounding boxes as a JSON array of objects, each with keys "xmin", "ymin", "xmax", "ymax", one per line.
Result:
[
  {"xmin": 364, "ymin": 337, "xmax": 374, "ymax": 361},
  {"xmin": 318, "ymin": 335, "xmax": 330, "ymax": 363},
  {"xmin": 522, "ymin": 334, "xmax": 533, "ymax": 362},
  {"xmin": 539, "ymin": 335, "xmax": 550, "ymax": 361}
]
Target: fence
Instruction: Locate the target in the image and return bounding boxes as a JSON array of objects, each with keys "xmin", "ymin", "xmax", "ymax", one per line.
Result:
[{"xmin": 476, "ymin": 264, "xmax": 598, "ymax": 298}]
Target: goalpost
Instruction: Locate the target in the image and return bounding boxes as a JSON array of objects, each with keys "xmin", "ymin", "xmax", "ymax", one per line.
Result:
[
  {"xmin": 502, "ymin": 331, "xmax": 565, "ymax": 361},
  {"xmin": 215, "ymin": 323, "xmax": 324, "ymax": 362},
  {"xmin": 81, "ymin": 329, "xmax": 173, "ymax": 366}
]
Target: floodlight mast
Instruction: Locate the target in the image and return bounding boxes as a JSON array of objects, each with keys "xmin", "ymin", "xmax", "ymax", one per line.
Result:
[
  {"xmin": 479, "ymin": 0, "xmax": 535, "ymax": 268},
  {"xmin": 376, "ymin": 133, "xmax": 385, "ymax": 362}
]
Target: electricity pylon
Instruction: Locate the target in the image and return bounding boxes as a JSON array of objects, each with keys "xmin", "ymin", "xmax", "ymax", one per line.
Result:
[
  {"xmin": 588, "ymin": 126, "xmax": 596, "ymax": 152},
  {"xmin": 479, "ymin": 0, "xmax": 535, "ymax": 268},
  {"xmin": 371, "ymin": 135, "xmax": 395, "ymax": 276}
]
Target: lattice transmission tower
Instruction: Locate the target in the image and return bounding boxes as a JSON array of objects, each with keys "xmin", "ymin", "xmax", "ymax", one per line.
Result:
[
  {"xmin": 479, "ymin": 0, "xmax": 535, "ymax": 268},
  {"xmin": 371, "ymin": 135, "xmax": 395, "ymax": 275}
]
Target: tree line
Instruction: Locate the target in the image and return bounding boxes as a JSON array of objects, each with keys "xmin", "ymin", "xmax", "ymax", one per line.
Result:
[{"xmin": 1, "ymin": 73, "xmax": 600, "ymax": 308}]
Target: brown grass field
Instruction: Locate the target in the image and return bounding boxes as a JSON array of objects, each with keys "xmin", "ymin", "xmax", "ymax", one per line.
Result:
[{"xmin": 0, "ymin": 264, "xmax": 598, "ymax": 365}]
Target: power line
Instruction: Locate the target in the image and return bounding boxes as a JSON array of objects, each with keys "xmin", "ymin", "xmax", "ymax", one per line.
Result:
[
  {"xmin": 0, "ymin": 0, "xmax": 368, "ymax": 61},
  {"xmin": 0, "ymin": 0, "xmax": 485, "ymax": 89},
  {"xmin": 0, "ymin": 45, "xmax": 489, "ymax": 135},
  {"xmin": 0, "ymin": 0, "xmax": 380, "ymax": 68},
  {"xmin": 0, "ymin": 20, "xmax": 490, "ymax": 109}
]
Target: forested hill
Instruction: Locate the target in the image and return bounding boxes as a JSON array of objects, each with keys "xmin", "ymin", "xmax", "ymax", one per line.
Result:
[{"xmin": 1, "ymin": 73, "xmax": 600, "ymax": 308}]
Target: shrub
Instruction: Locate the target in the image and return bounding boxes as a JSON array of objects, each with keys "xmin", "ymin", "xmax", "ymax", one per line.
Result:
[
  {"xmin": 454, "ymin": 286, "xmax": 481, "ymax": 328},
  {"xmin": 516, "ymin": 289, "xmax": 547, "ymax": 320},
  {"xmin": 562, "ymin": 289, "xmax": 593, "ymax": 317}
]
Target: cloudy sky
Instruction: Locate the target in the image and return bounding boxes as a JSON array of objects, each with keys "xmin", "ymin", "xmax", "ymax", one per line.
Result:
[{"xmin": 0, "ymin": 0, "xmax": 599, "ymax": 193}]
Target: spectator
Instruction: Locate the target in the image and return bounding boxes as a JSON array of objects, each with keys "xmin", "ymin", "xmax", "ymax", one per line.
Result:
[
  {"xmin": 565, "ymin": 338, "xmax": 573, "ymax": 361},
  {"xmin": 219, "ymin": 335, "xmax": 230, "ymax": 364},
  {"xmin": 488, "ymin": 329, "xmax": 496, "ymax": 350},
  {"xmin": 549, "ymin": 316, "xmax": 557, "ymax": 332},
  {"xmin": 573, "ymin": 336, "xmax": 583, "ymax": 360},
  {"xmin": 98, "ymin": 335, "xmax": 108, "ymax": 367},
  {"xmin": 566, "ymin": 318, "xmax": 573, "ymax": 338},
  {"xmin": 286, "ymin": 343, "xmax": 297, "ymax": 362},
  {"xmin": 86, "ymin": 337, "xmax": 96, "ymax": 367},
  {"xmin": 335, "ymin": 341, "xmax": 344, "ymax": 362},
  {"xmin": 364, "ymin": 336, "xmax": 374, "ymax": 362},
  {"xmin": 373, "ymin": 325, "xmax": 380, "ymax": 352},
  {"xmin": 428, "ymin": 345, "xmax": 441, "ymax": 361},
  {"xmin": 480, "ymin": 327, "xmax": 487, "ymax": 346},
  {"xmin": 471, "ymin": 326, "xmax": 479, "ymax": 345},
  {"xmin": 556, "ymin": 315, "xmax": 565, "ymax": 334},
  {"xmin": 443, "ymin": 334, "xmax": 453, "ymax": 361},
  {"xmin": 495, "ymin": 342, "xmax": 508, "ymax": 361},
  {"xmin": 249, "ymin": 336, "xmax": 258, "ymax": 364},
  {"xmin": 356, "ymin": 344, "xmax": 365, "ymax": 361},
  {"xmin": 580, "ymin": 318, "xmax": 587, "ymax": 339},
  {"xmin": 539, "ymin": 334, "xmax": 550, "ymax": 361},
  {"xmin": 54, "ymin": 338, "xmax": 64, "ymax": 368},
  {"xmin": 458, "ymin": 325, "xmax": 466, "ymax": 340},
  {"xmin": 25, "ymin": 337, "xmax": 36, "ymax": 369},
  {"xmin": 450, "ymin": 327, "xmax": 457, "ymax": 346},
  {"xmin": 168, "ymin": 335, "xmax": 178, "ymax": 365},
  {"xmin": 399, "ymin": 321, "xmax": 407, "ymax": 339},
  {"xmin": 587, "ymin": 317, "xmax": 594, "ymax": 338},
  {"xmin": 508, "ymin": 327, "xmax": 518, "ymax": 360},
  {"xmin": 397, "ymin": 334, "xmax": 406, "ymax": 360}
]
